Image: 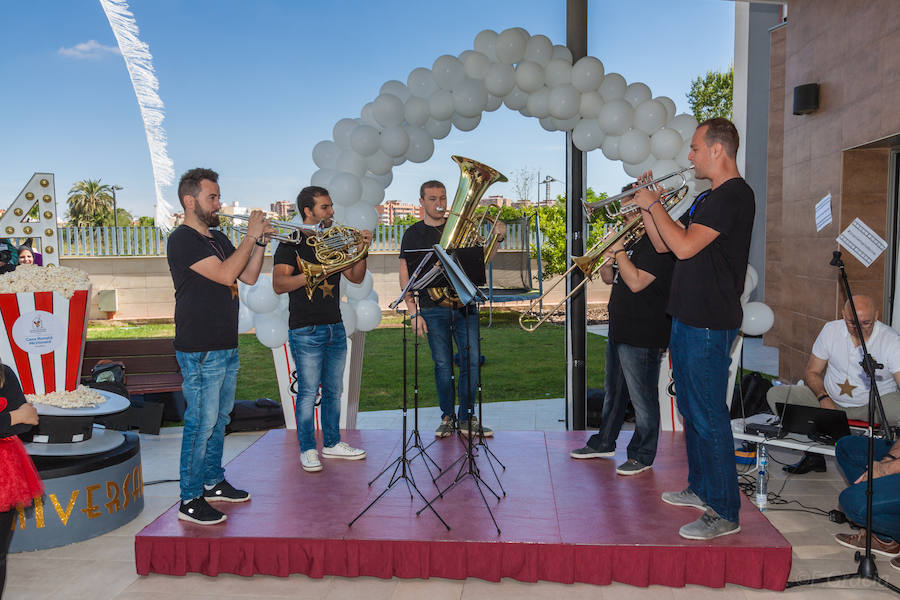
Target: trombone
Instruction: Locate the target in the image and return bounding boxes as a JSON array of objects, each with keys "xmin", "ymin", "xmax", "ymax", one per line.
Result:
[
  {"xmin": 219, "ymin": 214, "xmax": 323, "ymax": 244},
  {"xmin": 582, "ymin": 166, "xmax": 693, "ymax": 215},
  {"xmin": 518, "ymin": 184, "xmax": 689, "ymax": 332}
]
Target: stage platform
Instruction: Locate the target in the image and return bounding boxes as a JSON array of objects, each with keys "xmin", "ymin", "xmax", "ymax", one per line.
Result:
[{"xmin": 135, "ymin": 429, "xmax": 791, "ymax": 590}]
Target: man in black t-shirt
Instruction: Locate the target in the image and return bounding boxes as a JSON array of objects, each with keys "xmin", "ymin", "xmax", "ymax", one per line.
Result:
[
  {"xmin": 570, "ymin": 206, "xmax": 675, "ymax": 476},
  {"xmin": 167, "ymin": 167, "xmax": 273, "ymax": 525},
  {"xmin": 634, "ymin": 118, "xmax": 754, "ymax": 541},
  {"xmin": 273, "ymin": 186, "xmax": 371, "ymax": 473},
  {"xmin": 399, "ymin": 180, "xmax": 505, "ymax": 438}
]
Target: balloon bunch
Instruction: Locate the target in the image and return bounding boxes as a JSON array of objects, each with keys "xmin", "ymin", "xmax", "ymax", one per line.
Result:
[{"xmin": 740, "ymin": 265, "xmax": 775, "ymax": 336}]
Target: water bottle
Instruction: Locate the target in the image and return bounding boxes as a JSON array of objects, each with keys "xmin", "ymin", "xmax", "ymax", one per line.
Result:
[{"xmin": 755, "ymin": 443, "xmax": 768, "ymax": 510}]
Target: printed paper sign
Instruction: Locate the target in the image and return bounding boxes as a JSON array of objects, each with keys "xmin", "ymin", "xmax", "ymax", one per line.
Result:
[
  {"xmin": 837, "ymin": 218, "xmax": 887, "ymax": 268},
  {"xmin": 12, "ymin": 310, "xmax": 65, "ymax": 354},
  {"xmin": 815, "ymin": 193, "xmax": 832, "ymax": 231}
]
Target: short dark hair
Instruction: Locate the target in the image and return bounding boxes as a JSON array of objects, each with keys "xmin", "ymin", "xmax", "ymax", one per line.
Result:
[
  {"xmin": 698, "ymin": 117, "xmax": 739, "ymax": 159},
  {"xmin": 419, "ymin": 180, "xmax": 445, "ymax": 200},
  {"xmin": 177, "ymin": 168, "xmax": 219, "ymax": 207},
  {"xmin": 297, "ymin": 186, "xmax": 330, "ymax": 220}
]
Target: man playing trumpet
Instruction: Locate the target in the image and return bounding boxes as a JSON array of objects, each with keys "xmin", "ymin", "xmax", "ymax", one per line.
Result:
[{"xmin": 273, "ymin": 186, "xmax": 371, "ymax": 473}]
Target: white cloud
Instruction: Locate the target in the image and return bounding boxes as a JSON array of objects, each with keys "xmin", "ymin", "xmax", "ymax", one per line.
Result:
[{"xmin": 58, "ymin": 40, "xmax": 120, "ymax": 59}]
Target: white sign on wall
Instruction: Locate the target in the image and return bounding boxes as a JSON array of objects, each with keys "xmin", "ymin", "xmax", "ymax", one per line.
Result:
[{"xmin": 12, "ymin": 310, "xmax": 65, "ymax": 354}]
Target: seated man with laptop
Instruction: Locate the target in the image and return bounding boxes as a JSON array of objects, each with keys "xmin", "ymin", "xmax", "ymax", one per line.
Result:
[{"xmin": 766, "ymin": 295, "xmax": 900, "ymax": 474}]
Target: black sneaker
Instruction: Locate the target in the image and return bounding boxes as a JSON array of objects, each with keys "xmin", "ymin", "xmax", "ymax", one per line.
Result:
[
  {"xmin": 203, "ymin": 479, "xmax": 251, "ymax": 503},
  {"xmin": 178, "ymin": 497, "xmax": 226, "ymax": 525}
]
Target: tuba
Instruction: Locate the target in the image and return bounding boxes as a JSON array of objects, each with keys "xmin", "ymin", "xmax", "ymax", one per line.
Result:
[
  {"xmin": 296, "ymin": 223, "xmax": 370, "ymax": 300},
  {"xmin": 427, "ymin": 156, "xmax": 508, "ymax": 308}
]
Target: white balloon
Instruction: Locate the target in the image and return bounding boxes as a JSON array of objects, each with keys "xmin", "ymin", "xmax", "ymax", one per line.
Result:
[
  {"xmin": 623, "ymin": 154, "xmax": 656, "ymax": 178},
  {"xmin": 518, "ymin": 105, "xmax": 533, "ymax": 118},
  {"xmin": 548, "ymin": 84, "xmax": 580, "ymax": 120},
  {"xmin": 485, "ymin": 62, "xmax": 517, "ymax": 97},
  {"xmin": 428, "ymin": 89, "xmax": 455, "ymax": 121},
  {"xmin": 601, "ymin": 135, "xmax": 621, "ymax": 160},
  {"xmin": 366, "ymin": 150, "xmax": 393, "ymax": 176},
  {"xmin": 485, "ymin": 94, "xmax": 502, "ymax": 111},
  {"xmin": 312, "ymin": 140, "xmax": 340, "ymax": 169},
  {"xmin": 473, "ymin": 29, "xmax": 499, "ymax": 61},
  {"xmin": 515, "ymin": 60, "xmax": 545, "ymax": 93},
  {"xmin": 572, "ymin": 118, "xmax": 605, "ymax": 151},
  {"xmin": 329, "ymin": 172, "xmax": 362, "ymax": 206},
  {"xmin": 345, "ymin": 270, "xmax": 374, "ymax": 300},
  {"xmin": 354, "ymin": 299, "xmax": 382, "ymax": 332},
  {"xmin": 553, "ymin": 115, "xmax": 581, "ymax": 131},
  {"xmin": 452, "ymin": 78, "xmax": 488, "ymax": 117},
  {"xmin": 311, "ymin": 168, "xmax": 337, "ymax": 188},
  {"xmin": 502, "ymin": 86, "xmax": 529, "ymax": 110},
  {"xmin": 371, "ymin": 170, "xmax": 393, "ymax": 189},
  {"xmin": 365, "ymin": 289, "xmax": 379, "ymax": 305},
  {"xmin": 238, "ymin": 281, "xmax": 250, "ymax": 303},
  {"xmin": 336, "ymin": 150, "xmax": 367, "ymax": 177},
  {"xmin": 651, "ymin": 159, "xmax": 681, "ymax": 184},
  {"xmin": 598, "ymin": 72, "xmax": 627, "ymax": 101},
  {"xmin": 451, "ymin": 113, "xmax": 481, "ymax": 131},
  {"xmin": 407, "ymin": 67, "xmax": 438, "ymax": 98},
  {"xmin": 350, "ymin": 124, "xmax": 381, "ymax": 156},
  {"xmin": 579, "ymin": 91, "xmax": 605, "ymax": 118},
  {"xmin": 340, "ymin": 301, "xmax": 357, "ymax": 336},
  {"xmin": 425, "ymin": 117, "xmax": 452, "ymax": 139},
  {"xmin": 379, "ymin": 79, "xmax": 410, "ymax": 102},
  {"xmin": 463, "ymin": 51, "xmax": 491, "ymax": 80},
  {"xmin": 618, "ymin": 129, "xmax": 651, "ymax": 164},
  {"xmin": 539, "ymin": 117, "xmax": 556, "ymax": 132},
  {"xmin": 524, "ymin": 34, "xmax": 553, "ymax": 66},
  {"xmin": 741, "ymin": 302, "xmax": 774, "ymax": 336},
  {"xmin": 359, "ymin": 176, "xmax": 385, "ymax": 206},
  {"xmin": 650, "ymin": 127, "xmax": 683, "ymax": 160},
  {"xmin": 331, "ymin": 203, "xmax": 346, "ymax": 224},
  {"xmin": 551, "ymin": 44, "xmax": 573, "ymax": 64},
  {"xmin": 655, "ymin": 96, "xmax": 676, "ymax": 121},
  {"xmin": 526, "ymin": 86, "xmax": 551, "ymax": 118},
  {"xmin": 746, "ymin": 264, "xmax": 759, "ymax": 293},
  {"xmin": 544, "ymin": 58, "xmax": 572, "ymax": 87},
  {"xmin": 633, "ymin": 99, "xmax": 667, "ymax": 134},
  {"xmin": 332, "ymin": 118, "xmax": 358, "ymax": 149},
  {"xmin": 343, "ymin": 202, "xmax": 378, "ymax": 231},
  {"xmin": 404, "ymin": 96, "xmax": 430, "ymax": 127},
  {"xmin": 432, "ymin": 54, "xmax": 465, "ymax": 90},
  {"xmin": 675, "ymin": 138, "xmax": 692, "ymax": 168},
  {"xmin": 571, "ymin": 56, "xmax": 604, "ymax": 91},
  {"xmin": 597, "ymin": 99, "xmax": 634, "ymax": 135},
  {"xmin": 496, "ymin": 28, "xmax": 528, "ymax": 64},
  {"xmin": 238, "ymin": 302, "xmax": 253, "ymax": 333},
  {"xmin": 668, "ymin": 113, "xmax": 699, "ymax": 142},
  {"xmin": 245, "ymin": 277, "xmax": 279, "ymax": 314},
  {"xmin": 373, "ymin": 93, "xmax": 405, "ymax": 127},
  {"xmin": 624, "ymin": 82, "xmax": 652, "ymax": 108},
  {"xmin": 404, "ymin": 125, "xmax": 434, "ymax": 163},
  {"xmin": 360, "ymin": 102, "xmax": 379, "ymax": 128},
  {"xmin": 380, "ymin": 125, "xmax": 410, "ymax": 157},
  {"xmin": 392, "ymin": 154, "xmax": 406, "ymax": 166},
  {"xmin": 254, "ymin": 311, "xmax": 288, "ymax": 348}
]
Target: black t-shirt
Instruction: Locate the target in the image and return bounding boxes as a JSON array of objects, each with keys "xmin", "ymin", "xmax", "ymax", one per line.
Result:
[
  {"xmin": 608, "ymin": 236, "xmax": 675, "ymax": 348},
  {"xmin": 273, "ymin": 236, "xmax": 342, "ymax": 329},
  {"xmin": 0, "ymin": 366, "xmax": 31, "ymax": 438},
  {"xmin": 667, "ymin": 178, "xmax": 755, "ymax": 330},
  {"xmin": 399, "ymin": 220, "xmax": 445, "ymax": 309},
  {"xmin": 167, "ymin": 225, "xmax": 239, "ymax": 352}
]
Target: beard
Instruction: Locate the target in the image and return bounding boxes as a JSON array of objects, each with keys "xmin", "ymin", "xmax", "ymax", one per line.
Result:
[{"xmin": 194, "ymin": 204, "xmax": 220, "ymax": 228}]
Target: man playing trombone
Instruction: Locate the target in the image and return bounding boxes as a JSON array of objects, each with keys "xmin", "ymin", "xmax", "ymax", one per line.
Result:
[
  {"xmin": 571, "ymin": 188, "xmax": 674, "ymax": 476},
  {"xmin": 633, "ymin": 118, "xmax": 754, "ymax": 540}
]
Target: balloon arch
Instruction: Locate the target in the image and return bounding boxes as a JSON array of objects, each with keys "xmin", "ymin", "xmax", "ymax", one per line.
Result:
[{"xmin": 240, "ymin": 26, "xmax": 716, "ymax": 348}]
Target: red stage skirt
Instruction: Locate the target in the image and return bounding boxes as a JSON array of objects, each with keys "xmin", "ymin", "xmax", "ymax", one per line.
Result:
[{"xmin": 0, "ymin": 436, "xmax": 43, "ymax": 512}]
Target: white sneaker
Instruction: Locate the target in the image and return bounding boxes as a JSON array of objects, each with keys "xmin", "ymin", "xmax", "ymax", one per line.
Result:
[
  {"xmin": 322, "ymin": 441, "xmax": 366, "ymax": 460},
  {"xmin": 301, "ymin": 449, "xmax": 323, "ymax": 472}
]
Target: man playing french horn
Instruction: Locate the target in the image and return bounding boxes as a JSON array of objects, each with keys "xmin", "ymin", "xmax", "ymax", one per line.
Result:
[{"xmin": 273, "ymin": 185, "xmax": 371, "ymax": 473}]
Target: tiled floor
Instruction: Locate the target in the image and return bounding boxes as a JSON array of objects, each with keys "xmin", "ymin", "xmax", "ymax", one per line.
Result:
[{"xmin": 8, "ymin": 338, "xmax": 900, "ymax": 599}]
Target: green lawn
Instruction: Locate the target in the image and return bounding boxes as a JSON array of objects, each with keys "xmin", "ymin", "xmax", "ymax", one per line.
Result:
[{"xmin": 86, "ymin": 311, "xmax": 609, "ymax": 411}]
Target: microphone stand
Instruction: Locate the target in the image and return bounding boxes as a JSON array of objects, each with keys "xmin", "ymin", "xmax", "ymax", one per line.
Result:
[{"xmin": 786, "ymin": 250, "xmax": 899, "ymax": 594}]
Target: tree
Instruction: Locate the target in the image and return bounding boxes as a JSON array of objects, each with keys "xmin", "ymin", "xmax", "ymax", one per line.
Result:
[
  {"xmin": 394, "ymin": 214, "xmax": 419, "ymax": 226},
  {"xmin": 686, "ymin": 65, "xmax": 734, "ymax": 122},
  {"xmin": 102, "ymin": 207, "xmax": 133, "ymax": 227},
  {"xmin": 66, "ymin": 179, "xmax": 114, "ymax": 226},
  {"xmin": 512, "ymin": 168, "xmax": 536, "ymax": 203},
  {"xmin": 136, "ymin": 216, "xmax": 155, "ymax": 227}
]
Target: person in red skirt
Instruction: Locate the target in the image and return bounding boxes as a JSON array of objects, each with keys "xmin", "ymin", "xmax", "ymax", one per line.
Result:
[{"xmin": 0, "ymin": 363, "xmax": 42, "ymax": 595}]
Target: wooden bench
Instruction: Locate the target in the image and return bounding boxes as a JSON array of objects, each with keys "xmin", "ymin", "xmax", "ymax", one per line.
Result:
[{"xmin": 81, "ymin": 338, "xmax": 183, "ymax": 395}]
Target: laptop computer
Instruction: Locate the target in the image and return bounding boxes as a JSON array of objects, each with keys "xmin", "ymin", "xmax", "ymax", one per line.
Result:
[{"xmin": 775, "ymin": 402, "xmax": 852, "ymax": 444}]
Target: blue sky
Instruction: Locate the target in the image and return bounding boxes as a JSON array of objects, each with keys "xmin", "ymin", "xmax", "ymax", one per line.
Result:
[{"xmin": 0, "ymin": 0, "xmax": 734, "ymax": 218}]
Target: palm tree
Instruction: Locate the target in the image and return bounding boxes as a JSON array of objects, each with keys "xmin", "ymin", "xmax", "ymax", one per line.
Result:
[{"xmin": 66, "ymin": 180, "xmax": 114, "ymax": 226}]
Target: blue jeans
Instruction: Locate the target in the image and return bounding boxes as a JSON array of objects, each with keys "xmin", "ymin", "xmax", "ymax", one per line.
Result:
[
  {"xmin": 420, "ymin": 306, "xmax": 480, "ymax": 422},
  {"xmin": 669, "ymin": 318, "xmax": 741, "ymax": 523},
  {"xmin": 176, "ymin": 348, "xmax": 240, "ymax": 501},
  {"xmin": 836, "ymin": 435, "xmax": 900, "ymax": 542},
  {"xmin": 588, "ymin": 341, "xmax": 663, "ymax": 465},
  {"xmin": 289, "ymin": 323, "xmax": 346, "ymax": 453}
]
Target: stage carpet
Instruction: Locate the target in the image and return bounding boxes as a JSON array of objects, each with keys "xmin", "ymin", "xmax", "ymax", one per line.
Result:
[{"xmin": 135, "ymin": 429, "xmax": 791, "ymax": 590}]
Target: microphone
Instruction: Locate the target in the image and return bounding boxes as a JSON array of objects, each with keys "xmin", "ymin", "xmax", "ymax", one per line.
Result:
[{"xmin": 830, "ymin": 251, "xmax": 843, "ymax": 267}]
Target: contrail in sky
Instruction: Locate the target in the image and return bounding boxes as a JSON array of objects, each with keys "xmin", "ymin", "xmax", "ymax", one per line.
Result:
[{"xmin": 99, "ymin": 0, "xmax": 175, "ymax": 228}]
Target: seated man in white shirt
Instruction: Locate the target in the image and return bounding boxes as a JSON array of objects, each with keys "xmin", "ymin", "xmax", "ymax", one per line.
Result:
[{"xmin": 767, "ymin": 295, "xmax": 900, "ymax": 474}]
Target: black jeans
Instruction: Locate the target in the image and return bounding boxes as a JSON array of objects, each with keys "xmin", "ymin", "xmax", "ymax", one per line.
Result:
[{"xmin": 0, "ymin": 508, "xmax": 15, "ymax": 597}]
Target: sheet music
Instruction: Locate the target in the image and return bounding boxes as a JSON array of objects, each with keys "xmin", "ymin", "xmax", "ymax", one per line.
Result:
[
  {"xmin": 837, "ymin": 218, "xmax": 887, "ymax": 268},
  {"xmin": 815, "ymin": 193, "xmax": 832, "ymax": 232}
]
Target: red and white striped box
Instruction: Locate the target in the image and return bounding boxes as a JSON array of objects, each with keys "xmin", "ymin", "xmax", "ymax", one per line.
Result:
[{"xmin": 0, "ymin": 288, "xmax": 91, "ymax": 395}]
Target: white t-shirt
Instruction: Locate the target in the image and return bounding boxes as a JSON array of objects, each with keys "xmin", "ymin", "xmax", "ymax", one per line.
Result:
[{"xmin": 812, "ymin": 320, "xmax": 900, "ymax": 407}]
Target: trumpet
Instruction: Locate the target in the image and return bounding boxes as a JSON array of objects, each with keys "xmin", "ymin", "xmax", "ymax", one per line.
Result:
[
  {"xmin": 582, "ymin": 167, "xmax": 694, "ymax": 215},
  {"xmin": 518, "ymin": 184, "xmax": 689, "ymax": 332},
  {"xmin": 219, "ymin": 213, "xmax": 323, "ymax": 243}
]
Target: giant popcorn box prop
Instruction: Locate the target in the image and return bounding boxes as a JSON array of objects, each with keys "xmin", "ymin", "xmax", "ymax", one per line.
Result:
[{"xmin": 0, "ymin": 267, "xmax": 92, "ymax": 395}]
